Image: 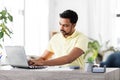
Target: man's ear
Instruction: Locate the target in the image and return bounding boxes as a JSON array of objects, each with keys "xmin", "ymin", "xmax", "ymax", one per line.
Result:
[{"xmin": 73, "ymin": 23, "xmax": 76, "ymax": 28}]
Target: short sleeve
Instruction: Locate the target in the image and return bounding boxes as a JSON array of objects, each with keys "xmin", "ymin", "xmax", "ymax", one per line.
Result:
[
  {"xmin": 75, "ymin": 35, "xmax": 89, "ymax": 52},
  {"xmin": 47, "ymin": 38, "xmax": 54, "ymax": 53}
]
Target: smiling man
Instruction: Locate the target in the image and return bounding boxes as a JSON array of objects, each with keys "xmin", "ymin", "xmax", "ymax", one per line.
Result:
[{"xmin": 28, "ymin": 10, "xmax": 89, "ymax": 70}]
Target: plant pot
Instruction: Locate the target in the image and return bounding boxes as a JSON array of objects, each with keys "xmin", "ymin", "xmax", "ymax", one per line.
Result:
[{"xmin": 85, "ymin": 62, "xmax": 93, "ymax": 72}]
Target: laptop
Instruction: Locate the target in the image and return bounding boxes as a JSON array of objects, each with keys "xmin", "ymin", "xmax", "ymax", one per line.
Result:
[{"xmin": 5, "ymin": 46, "xmax": 47, "ymax": 69}]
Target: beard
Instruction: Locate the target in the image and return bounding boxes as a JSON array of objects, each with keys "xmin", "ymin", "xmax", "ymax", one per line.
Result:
[{"xmin": 60, "ymin": 30, "xmax": 70, "ymax": 36}]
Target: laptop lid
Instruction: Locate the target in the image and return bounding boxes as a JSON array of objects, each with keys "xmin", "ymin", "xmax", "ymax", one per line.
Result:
[{"xmin": 5, "ymin": 46, "xmax": 29, "ymax": 67}]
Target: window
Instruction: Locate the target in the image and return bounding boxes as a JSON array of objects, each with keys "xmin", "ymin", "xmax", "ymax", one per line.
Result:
[
  {"xmin": 0, "ymin": 0, "xmax": 24, "ymax": 46},
  {"xmin": 1, "ymin": 0, "xmax": 49, "ymax": 56}
]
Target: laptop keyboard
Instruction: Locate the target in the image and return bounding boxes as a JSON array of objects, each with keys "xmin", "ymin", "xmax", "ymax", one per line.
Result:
[{"xmin": 29, "ymin": 66, "xmax": 47, "ymax": 69}]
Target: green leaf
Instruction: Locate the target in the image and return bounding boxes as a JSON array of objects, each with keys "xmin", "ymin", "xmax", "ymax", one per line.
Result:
[
  {"xmin": 0, "ymin": 44, "xmax": 3, "ymax": 48},
  {"xmin": 4, "ymin": 17, "xmax": 7, "ymax": 23},
  {"xmin": 1, "ymin": 23, "xmax": 12, "ymax": 38},
  {"xmin": 84, "ymin": 40, "xmax": 101, "ymax": 63},
  {"xmin": 1, "ymin": 10, "xmax": 7, "ymax": 16},
  {"xmin": 0, "ymin": 31, "xmax": 4, "ymax": 39},
  {"xmin": 92, "ymin": 49, "xmax": 98, "ymax": 60},
  {"xmin": 8, "ymin": 13, "xmax": 13, "ymax": 22},
  {"xmin": 0, "ymin": 8, "xmax": 13, "ymax": 46},
  {"xmin": 0, "ymin": 16, "xmax": 3, "ymax": 20},
  {"xmin": 87, "ymin": 57, "xmax": 94, "ymax": 63},
  {"xmin": 94, "ymin": 41, "xmax": 100, "ymax": 49}
]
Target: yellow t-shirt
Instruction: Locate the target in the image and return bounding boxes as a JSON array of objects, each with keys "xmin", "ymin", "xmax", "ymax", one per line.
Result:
[{"xmin": 47, "ymin": 30, "xmax": 89, "ymax": 69}]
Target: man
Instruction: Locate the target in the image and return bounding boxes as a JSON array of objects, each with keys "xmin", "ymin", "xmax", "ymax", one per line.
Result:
[{"xmin": 29, "ymin": 10, "xmax": 89, "ymax": 70}]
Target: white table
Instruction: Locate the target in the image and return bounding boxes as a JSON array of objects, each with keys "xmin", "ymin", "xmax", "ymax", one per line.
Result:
[{"xmin": 0, "ymin": 65, "xmax": 119, "ymax": 80}]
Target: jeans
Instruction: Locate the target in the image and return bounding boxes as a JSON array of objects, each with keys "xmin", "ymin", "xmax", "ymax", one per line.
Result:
[{"xmin": 100, "ymin": 52, "xmax": 120, "ymax": 68}]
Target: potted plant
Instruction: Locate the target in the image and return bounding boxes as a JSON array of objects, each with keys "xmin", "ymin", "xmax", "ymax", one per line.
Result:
[
  {"xmin": 84, "ymin": 40, "xmax": 101, "ymax": 72},
  {"xmin": 0, "ymin": 8, "xmax": 13, "ymax": 59},
  {"xmin": 100, "ymin": 40, "xmax": 119, "ymax": 62}
]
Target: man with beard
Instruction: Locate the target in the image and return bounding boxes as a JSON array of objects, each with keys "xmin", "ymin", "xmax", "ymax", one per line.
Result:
[{"xmin": 28, "ymin": 10, "xmax": 89, "ymax": 70}]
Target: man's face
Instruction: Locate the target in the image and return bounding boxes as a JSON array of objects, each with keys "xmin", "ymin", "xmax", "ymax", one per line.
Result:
[{"xmin": 59, "ymin": 18, "xmax": 75, "ymax": 37}]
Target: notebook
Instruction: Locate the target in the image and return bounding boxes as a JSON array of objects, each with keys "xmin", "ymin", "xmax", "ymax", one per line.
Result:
[{"xmin": 5, "ymin": 46, "xmax": 46, "ymax": 69}]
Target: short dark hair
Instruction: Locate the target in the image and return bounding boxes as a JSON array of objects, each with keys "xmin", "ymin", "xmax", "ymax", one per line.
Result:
[{"xmin": 59, "ymin": 10, "xmax": 78, "ymax": 24}]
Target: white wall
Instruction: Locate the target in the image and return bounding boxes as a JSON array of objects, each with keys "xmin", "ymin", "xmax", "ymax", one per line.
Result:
[
  {"xmin": 25, "ymin": 0, "xmax": 49, "ymax": 56},
  {"xmin": 49, "ymin": 0, "xmax": 89, "ymax": 36},
  {"xmin": 49, "ymin": 0, "xmax": 119, "ymax": 48},
  {"xmin": 87, "ymin": 0, "xmax": 115, "ymax": 43}
]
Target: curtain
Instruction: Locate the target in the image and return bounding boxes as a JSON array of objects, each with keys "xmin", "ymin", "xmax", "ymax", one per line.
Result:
[{"xmin": 87, "ymin": 0, "xmax": 117, "ymax": 47}]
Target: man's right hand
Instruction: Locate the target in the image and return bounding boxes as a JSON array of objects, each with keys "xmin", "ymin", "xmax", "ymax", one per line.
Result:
[{"xmin": 28, "ymin": 57, "xmax": 45, "ymax": 66}]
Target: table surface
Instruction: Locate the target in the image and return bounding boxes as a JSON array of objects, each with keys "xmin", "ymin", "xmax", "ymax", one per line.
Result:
[{"xmin": 0, "ymin": 65, "xmax": 119, "ymax": 80}]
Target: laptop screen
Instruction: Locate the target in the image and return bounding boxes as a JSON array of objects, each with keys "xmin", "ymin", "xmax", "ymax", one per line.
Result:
[{"xmin": 5, "ymin": 46, "xmax": 29, "ymax": 67}]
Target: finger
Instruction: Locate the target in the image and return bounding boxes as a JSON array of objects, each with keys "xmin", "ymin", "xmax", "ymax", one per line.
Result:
[
  {"xmin": 28, "ymin": 60, "xmax": 35, "ymax": 65},
  {"xmin": 32, "ymin": 62, "xmax": 44, "ymax": 66}
]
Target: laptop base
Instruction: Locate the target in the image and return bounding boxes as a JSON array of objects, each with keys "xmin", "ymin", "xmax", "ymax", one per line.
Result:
[{"xmin": 12, "ymin": 65, "xmax": 47, "ymax": 69}]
